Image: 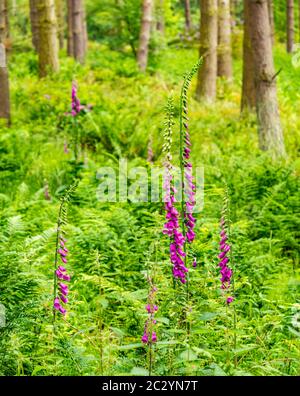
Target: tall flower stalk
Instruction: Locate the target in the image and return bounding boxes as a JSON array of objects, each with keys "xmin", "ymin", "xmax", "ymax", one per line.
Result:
[
  {"xmin": 141, "ymin": 243, "xmax": 159, "ymax": 375},
  {"xmin": 53, "ymin": 182, "xmax": 77, "ymax": 324},
  {"xmin": 162, "ymin": 97, "xmax": 188, "ymax": 284},
  {"xmin": 66, "ymin": 82, "xmax": 91, "ymax": 162},
  {"xmin": 219, "ymin": 186, "xmax": 237, "ymax": 367},
  {"xmin": 163, "ymin": 60, "xmax": 202, "ymax": 281}
]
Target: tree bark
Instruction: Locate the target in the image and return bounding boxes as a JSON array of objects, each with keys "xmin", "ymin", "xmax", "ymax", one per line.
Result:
[
  {"xmin": 241, "ymin": 0, "xmax": 256, "ymax": 112},
  {"xmin": 30, "ymin": 0, "xmax": 40, "ymax": 51},
  {"xmin": 67, "ymin": 0, "xmax": 73, "ymax": 56},
  {"xmin": 156, "ymin": 0, "xmax": 165, "ymax": 34},
  {"xmin": 0, "ymin": 0, "xmax": 9, "ymax": 45},
  {"xmin": 137, "ymin": 0, "xmax": 152, "ymax": 72},
  {"xmin": 267, "ymin": 0, "xmax": 275, "ymax": 44},
  {"xmin": 196, "ymin": 0, "xmax": 218, "ymax": 101},
  {"xmin": 67, "ymin": 0, "xmax": 87, "ymax": 63},
  {"xmin": 184, "ymin": 0, "xmax": 192, "ymax": 31},
  {"xmin": 55, "ymin": 0, "xmax": 64, "ymax": 49},
  {"xmin": 217, "ymin": 0, "xmax": 232, "ymax": 79},
  {"xmin": 37, "ymin": 0, "xmax": 59, "ymax": 77},
  {"xmin": 0, "ymin": 43, "xmax": 10, "ymax": 126},
  {"xmin": 248, "ymin": 0, "xmax": 285, "ymax": 157},
  {"xmin": 286, "ymin": 0, "xmax": 294, "ymax": 53}
]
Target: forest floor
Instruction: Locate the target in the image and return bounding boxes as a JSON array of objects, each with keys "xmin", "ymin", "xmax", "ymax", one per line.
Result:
[{"xmin": 0, "ymin": 41, "xmax": 299, "ymax": 376}]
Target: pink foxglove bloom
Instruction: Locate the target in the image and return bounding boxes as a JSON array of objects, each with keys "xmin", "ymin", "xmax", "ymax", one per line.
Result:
[
  {"xmin": 218, "ymin": 217, "xmax": 234, "ymax": 304},
  {"xmin": 141, "ymin": 278, "xmax": 158, "ymax": 345},
  {"xmin": 53, "ymin": 236, "xmax": 71, "ymax": 315}
]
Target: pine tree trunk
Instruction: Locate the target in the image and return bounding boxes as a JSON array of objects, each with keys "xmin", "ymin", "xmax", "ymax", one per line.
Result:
[
  {"xmin": 217, "ymin": 0, "xmax": 232, "ymax": 79},
  {"xmin": 287, "ymin": 0, "xmax": 294, "ymax": 53},
  {"xmin": 30, "ymin": 0, "xmax": 40, "ymax": 51},
  {"xmin": 67, "ymin": 0, "xmax": 87, "ymax": 63},
  {"xmin": 241, "ymin": 0, "xmax": 256, "ymax": 112},
  {"xmin": 37, "ymin": 0, "xmax": 59, "ymax": 77},
  {"xmin": 156, "ymin": 0, "xmax": 165, "ymax": 34},
  {"xmin": 230, "ymin": 0, "xmax": 236, "ymax": 29},
  {"xmin": 267, "ymin": 0, "xmax": 275, "ymax": 44},
  {"xmin": 137, "ymin": 0, "xmax": 152, "ymax": 72},
  {"xmin": 0, "ymin": 0, "xmax": 8, "ymax": 45},
  {"xmin": 196, "ymin": 0, "xmax": 218, "ymax": 101},
  {"xmin": 55, "ymin": 0, "xmax": 64, "ymax": 49},
  {"xmin": 67, "ymin": 0, "xmax": 73, "ymax": 56},
  {"xmin": 184, "ymin": 0, "xmax": 192, "ymax": 31},
  {"xmin": 4, "ymin": 0, "xmax": 9, "ymax": 40},
  {"xmin": 248, "ymin": 0, "xmax": 285, "ymax": 157},
  {"xmin": 0, "ymin": 43, "xmax": 10, "ymax": 126}
]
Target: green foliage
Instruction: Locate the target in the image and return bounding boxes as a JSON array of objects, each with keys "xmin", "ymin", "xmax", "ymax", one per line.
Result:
[{"xmin": 0, "ymin": 0, "xmax": 299, "ymax": 377}]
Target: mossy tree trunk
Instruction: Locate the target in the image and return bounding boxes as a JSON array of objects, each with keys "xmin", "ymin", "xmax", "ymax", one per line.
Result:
[
  {"xmin": 137, "ymin": 0, "xmax": 153, "ymax": 72},
  {"xmin": 37, "ymin": 0, "xmax": 60, "ymax": 77},
  {"xmin": 217, "ymin": 0, "xmax": 232, "ymax": 79},
  {"xmin": 55, "ymin": 0, "xmax": 65, "ymax": 49},
  {"xmin": 196, "ymin": 0, "xmax": 218, "ymax": 101},
  {"xmin": 248, "ymin": 0, "xmax": 286, "ymax": 157},
  {"xmin": 30, "ymin": 0, "xmax": 39, "ymax": 51},
  {"xmin": 241, "ymin": 0, "xmax": 256, "ymax": 112}
]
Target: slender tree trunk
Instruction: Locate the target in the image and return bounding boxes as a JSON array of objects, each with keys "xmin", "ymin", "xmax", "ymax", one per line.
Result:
[
  {"xmin": 184, "ymin": 0, "xmax": 192, "ymax": 31},
  {"xmin": 218, "ymin": 0, "xmax": 232, "ymax": 79},
  {"xmin": 230, "ymin": 0, "xmax": 236, "ymax": 29},
  {"xmin": 267, "ymin": 0, "xmax": 275, "ymax": 44},
  {"xmin": 196, "ymin": 0, "xmax": 218, "ymax": 101},
  {"xmin": 0, "ymin": 43, "xmax": 10, "ymax": 126},
  {"xmin": 37, "ymin": 0, "xmax": 59, "ymax": 77},
  {"xmin": 0, "ymin": 0, "xmax": 9, "ymax": 45},
  {"xmin": 156, "ymin": 0, "xmax": 165, "ymax": 34},
  {"xmin": 241, "ymin": 0, "xmax": 256, "ymax": 112},
  {"xmin": 287, "ymin": 0, "xmax": 294, "ymax": 53},
  {"xmin": 137, "ymin": 0, "xmax": 152, "ymax": 72},
  {"xmin": 4, "ymin": 0, "xmax": 9, "ymax": 40},
  {"xmin": 67, "ymin": 0, "xmax": 73, "ymax": 56},
  {"xmin": 55, "ymin": 0, "xmax": 64, "ymax": 49},
  {"xmin": 67, "ymin": 0, "xmax": 87, "ymax": 63},
  {"xmin": 30, "ymin": 0, "xmax": 40, "ymax": 51},
  {"xmin": 248, "ymin": 0, "xmax": 285, "ymax": 157}
]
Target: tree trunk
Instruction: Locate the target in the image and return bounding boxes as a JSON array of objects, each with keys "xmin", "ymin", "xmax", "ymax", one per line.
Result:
[
  {"xmin": 37, "ymin": 0, "xmax": 59, "ymax": 77},
  {"xmin": 0, "ymin": 0, "xmax": 9, "ymax": 45},
  {"xmin": 248, "ymin": 0, "xmax": 285, "ymax": 157},
  {"xmin": 241, "ymin": 0, "xmax": 256, "ymax": 112},
  {"xmin": 267, "ymin": 0, "xmax": 275, "ymax": 44},
  {"xmin": 137, "ymin": 0, "xmax": 152, "ymax": 72},
  {"xmin": 156, "ymin": 0, "xmax": 165, "ymax": 34},
  {"xmin": 184, "ymin": 0, "xmax": 192, "ymax": 31},
  {"xmin": 55, "ymin": 0, "xmax": 64, "ymax": 49},
  {"xmin": 67, "ymin": 0, "xmax": 73, "ymax": 56},
  {"xmin": 0, "ymin": 43, "xmax": 10, "ymax": 126},
  {"xmin": 67, "ymin": 0, "xmax": 87, "ymax": 63},
  {"xmin": 30, "ymin": 0, "xmax": 40, "ymax": 51},
  {"xmin": 287, "ymin": 0, "xmax": 294, "ymax": 53},
  {"xmin": 230, "ymin": 0, "xmax": 236, "ymax": 29},
  {"xmin": 217, "ymin": 0, "xmax": 232, "ymax": 79},
  {"xmin": 196, "ymin": 0, "xmax": 218, "ymax": 101}
]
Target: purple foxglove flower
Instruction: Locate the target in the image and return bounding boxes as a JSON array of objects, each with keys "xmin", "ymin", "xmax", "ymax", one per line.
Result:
[
  {"xmin": 151, "ymin": 332, "xmax": 157, "ymax": 342},
  {"xmin": 226, "ymin": 296, "xmax": 234, "ymax": 304}
]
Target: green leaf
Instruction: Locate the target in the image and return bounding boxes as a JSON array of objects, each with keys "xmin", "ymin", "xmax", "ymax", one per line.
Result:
[
  {"xmin": 130, "ymin": 367, "xmax": 149, "ymax": 376},
  {"xmin": 199, "ymin": 312, "xmax": 219, "ymax": 321},
  {"xmin": 179, "ymin": 349, "xmax": 198, "ymax": 361}
]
